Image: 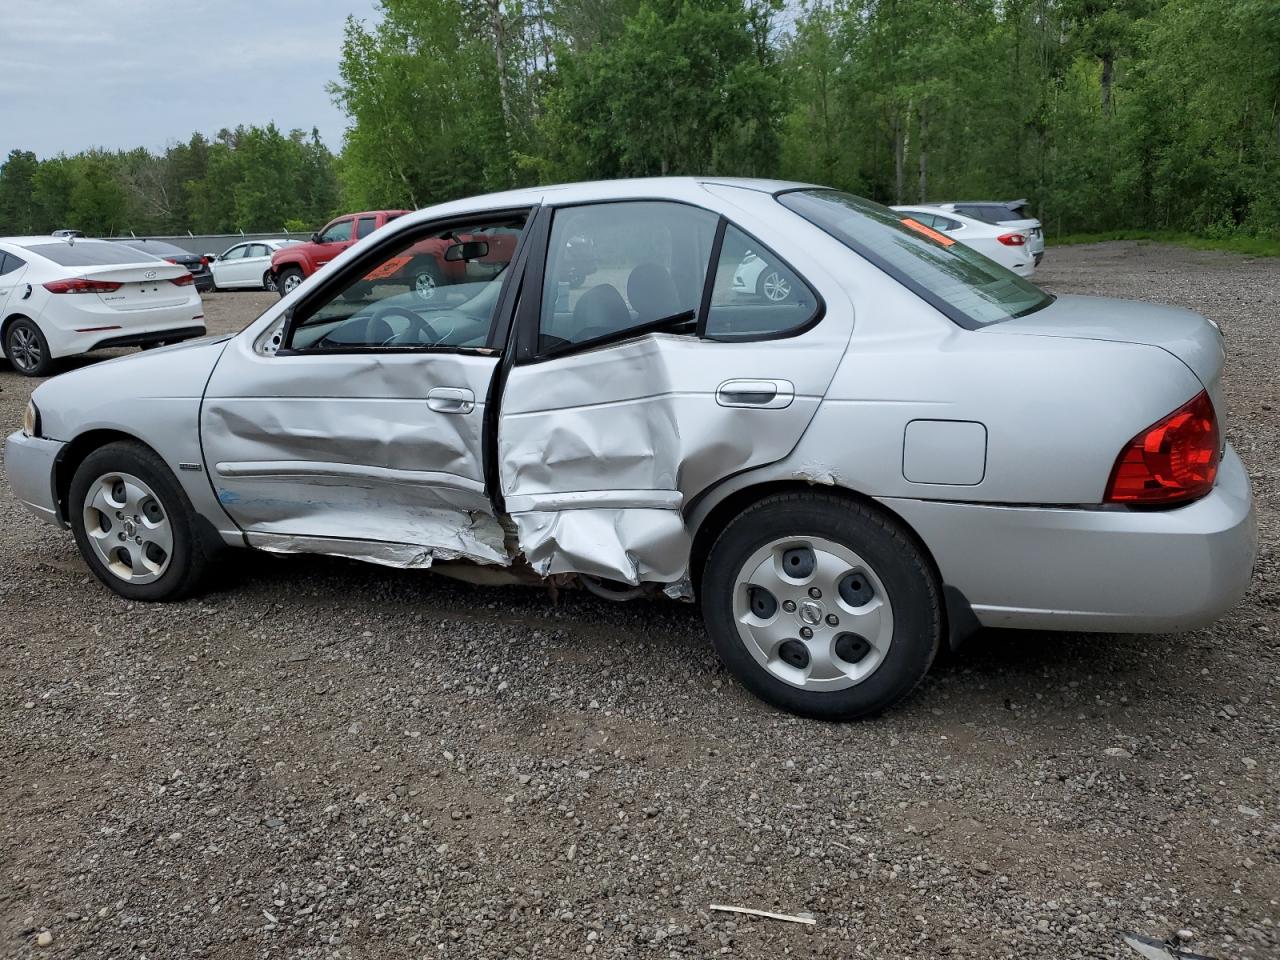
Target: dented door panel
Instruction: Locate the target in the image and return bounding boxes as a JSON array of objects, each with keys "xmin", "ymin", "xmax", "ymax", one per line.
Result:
[{"xmin": 201, "ymin": 345, "xmax": 507, "ymax": 565}]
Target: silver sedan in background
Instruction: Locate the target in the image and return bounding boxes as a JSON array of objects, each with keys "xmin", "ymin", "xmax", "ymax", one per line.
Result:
[{"xmin": 5, "ymin": 178, "xmax": 1256, "ymax": 719}]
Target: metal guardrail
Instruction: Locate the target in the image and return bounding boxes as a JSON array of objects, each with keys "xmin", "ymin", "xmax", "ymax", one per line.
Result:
[{"xmin": 102, "ymin": 231, "xmax": 308, "ymax": 257}]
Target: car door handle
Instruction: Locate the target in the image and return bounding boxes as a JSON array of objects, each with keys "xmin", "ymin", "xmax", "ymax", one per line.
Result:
[
  {"xmin": 427, "ymin": 387, "xmax": 475, "ymax": 414},
  {"xmin": 716, "ymin": 379, "xmax": 794, "ymax": 409}
]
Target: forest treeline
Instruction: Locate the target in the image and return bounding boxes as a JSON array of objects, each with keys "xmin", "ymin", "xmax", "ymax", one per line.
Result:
[{"xmin": 1, "ymin": 0, "xmax": 1276, "ymax": 239}]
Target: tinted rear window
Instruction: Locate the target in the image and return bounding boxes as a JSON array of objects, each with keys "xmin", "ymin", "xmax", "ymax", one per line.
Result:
[
  {"xmin": 25, "ymin": 241, "xmax": 164, "ymax": 267},
  {"xmin": 117, "ymin": 240, "xmax": 190, "ymax": 257},
  {"xmin": 778, "ymin": 190, "xmax": 1052, "ymax": 328},
  {"xmin": 955, "ymin": 204, "xmax": 1018, "ymax": 224}
]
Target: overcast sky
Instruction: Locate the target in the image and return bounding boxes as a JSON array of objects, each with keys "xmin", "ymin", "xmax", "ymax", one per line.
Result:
[{"xmin": 0, "ymin": 0, "xmax": 382, "ymax": 159}]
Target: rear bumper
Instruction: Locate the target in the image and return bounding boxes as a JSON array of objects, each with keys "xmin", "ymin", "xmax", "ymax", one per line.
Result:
[
  {"xmin": 879, "ymin": 445, "xmax": 1256, "ymax": 632},
  {"xmin": 4, "ymin": 431, "xmax": 64, "ymax": 525},
  {"xmin": 89, "ymin": 324, "xmax": 206, "ymax": 351}
]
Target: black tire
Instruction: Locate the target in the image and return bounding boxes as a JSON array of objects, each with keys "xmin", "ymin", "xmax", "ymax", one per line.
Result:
[
  {"xmin": 69, "ymin": 441, "xmax": 212, "ymax": 602},
  {"xmin": 263, "ymin": 270, "xmax": 278, "ymax": 293},
  {"xmin": 277, "ymin": 266, "xmax": 304, "ymax": 298},
  {"xmin": 701, "ymin": 492, "xmax": 942, "ymax": 720},
  {"xmin": 4, "ymin": 317, "xmax": 55, "ymax": 377}
]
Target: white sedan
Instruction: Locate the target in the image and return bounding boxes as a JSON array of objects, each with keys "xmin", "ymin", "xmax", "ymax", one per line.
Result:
[
  {"xmin": 0, "ymin": 237, "xmax": 206, "ymax": 377},
  {"xmin": 891, "ymin": 206, "xmax": 1036, "ymax": 277},
  {"xmin": 208, "ymin": 239, "xmax": 298, "ymax": 292}
]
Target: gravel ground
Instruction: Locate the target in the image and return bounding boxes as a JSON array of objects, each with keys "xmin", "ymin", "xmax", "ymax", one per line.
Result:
[{"xmin": 1, "ymin": 242, "xmax": 1277, "ymax": 960}]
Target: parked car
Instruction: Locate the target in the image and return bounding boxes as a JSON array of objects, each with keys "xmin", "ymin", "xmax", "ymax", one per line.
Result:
[
  {"xmin": 6, "ymin": 179, "xmax": 1255, "ymax": 721},
  {"xmin": 52, "ymin": 229, "xmax": 84, "ymax": 239},
  {"xmin": 924, "ymin": 200, "xmax": 1045, "ymax": 265},
  {"xmin": 110, "ymin": 238, "xmax": 214, "ymax": 292},
  {"xmin": 891, "ymin": 205, "xmax": 1035, "ymax": 277},
  {"xmin": 0, "ymin": 237, "xmax": 204, "ymax": 377},
  {"xmin": 270, "ymin": 211, "xmax": 517, "ymax": 300},
  {"xmin": 209, "ymin": 239, "xmax": 299, "ymax": 292}
]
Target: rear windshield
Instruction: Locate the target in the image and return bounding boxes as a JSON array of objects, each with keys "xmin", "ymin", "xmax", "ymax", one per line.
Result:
[
  {"xmin": 778, "ymin": 190, "xmax": 1052, "ymax": 328},
  {"xmin": 955, "ymin": 204, "xmax": 1018, "ymax": 224},
  {"xmin": 25, "ymin": 240, "xmax": 163, "ymax": 267},
  {"xmin": 116, "ymin": 239, "xmax": 189, "ymax": 257}
]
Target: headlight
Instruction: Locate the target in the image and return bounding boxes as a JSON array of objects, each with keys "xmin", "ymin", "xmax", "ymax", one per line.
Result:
[{"xmin": 22, "ymin": 400, "xmax": 40, "ymax": 438}]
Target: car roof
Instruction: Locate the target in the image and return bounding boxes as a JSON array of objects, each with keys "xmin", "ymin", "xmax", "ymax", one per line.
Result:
[{"xmin": 0, "ymin": 236, "xmax": 117, "ymax": 249}]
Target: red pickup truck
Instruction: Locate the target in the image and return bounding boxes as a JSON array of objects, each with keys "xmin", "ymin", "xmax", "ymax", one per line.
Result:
[{"xmin": 270, "ymin": 210, "xmax": 516, "ymax": 299}]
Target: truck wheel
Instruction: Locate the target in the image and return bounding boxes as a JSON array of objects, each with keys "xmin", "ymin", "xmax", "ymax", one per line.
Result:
[
  {"xmin": 277, "ymin": 267, "xmax": 304, "ymax": 297},
  {"xmin": 411, "ymin": 260, "xmax": 442, "ymax": 301},
  {"xmin": 701, "ymin": 492, "xmax": 942, "ymax": 720}
]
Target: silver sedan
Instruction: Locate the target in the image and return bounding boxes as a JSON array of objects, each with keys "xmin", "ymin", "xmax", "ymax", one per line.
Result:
[{"xmin": 5, "ymin": 178, "xmax": 1257, "ymax": 719}]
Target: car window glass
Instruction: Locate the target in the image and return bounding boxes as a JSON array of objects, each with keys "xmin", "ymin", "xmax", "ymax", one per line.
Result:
[
  {"xmin": 936, "ymin": 216, "xmax": 963, "ymax": 231},
  {"xmin": 224, "ymin": 245, "xmax": 246, "ymax": 260},
  {"xmin": 26, "ymin": 240, "xmax": 164, "ymax": 267},
  {"xmin": 248, "ymin": 244, "xmax": 268, "ymax": 258},
  {"xmin": 538, "ymin": 201, "xmax": 717, "ymax": 353},
  {"xmin": 780, "ymin": 190, "xmax": 1051, "ymax": 327},
  {"xmin": 356, "ymin": 216, "xmax": 378, "ymax": 238},
  {"xmin": 318, "ymin": 220, "xmax": 353, "ymax": 244},
  {"xmin": 283, "ymin": 213, "xmax": 527, "ymax": 352},
  {"xmin": 0, "ymin": 252, "xmax": 25, "ymax": 275},
  {"xmin": 705, "ymin": 225, "xmax": 819, "ymax": 340}
]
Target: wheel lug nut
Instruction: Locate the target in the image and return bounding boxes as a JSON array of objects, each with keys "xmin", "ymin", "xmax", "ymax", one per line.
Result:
[
  {"xmin": 115, "ymin": 512, "xmax": 122, "ymax": 519},
  {"xmin": 826, "ymin": 614, "xmax": 839, "ymax": 626},
  {"xmin": 808, "ymin": 587, "xmax": 822, "ymax": 599},
  {"xmin": 117, "ymin": 533, "xmax": 126, "ymax": 540},
  {"xmin": 800, "ymin": 626, "xmax": 813, "ymax": 640},
  {"xmin": 135, "ymin": 537, "xmax": 142, "ymax": 544},
  {"xmin": 782, "ymin": 600, "xmax": 797, "ymax": 613}
]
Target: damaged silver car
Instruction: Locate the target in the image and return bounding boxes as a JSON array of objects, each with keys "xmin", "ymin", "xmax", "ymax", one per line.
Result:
[{"xmin": 6, "ymin": 178, "xmax": 1257, "ymax": 719}]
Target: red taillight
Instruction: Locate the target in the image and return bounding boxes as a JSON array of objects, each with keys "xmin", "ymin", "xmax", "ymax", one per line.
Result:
[
  {"xmin": 997, "ymin": 232, "xmax": 1026, "ymax": 246},
  {"xmin": 200, "ymin": 256, "xmax": 210, "ymax": 267},
  {"xmin": 43, "ymin": 277, "xmax": 122, "ymax": 294},
  {"xmin": 170, "ymin": 273, "xmax": 195, "ymax": 286},
  {"xmin": 1105, "ymin": 390, "xmax": 1220, "ymax": 505}
]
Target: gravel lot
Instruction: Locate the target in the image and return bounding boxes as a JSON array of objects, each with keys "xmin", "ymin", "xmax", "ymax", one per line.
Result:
[{"xmin": 2, "ymin": 242, "xmax": 1277, "ymax": 960}]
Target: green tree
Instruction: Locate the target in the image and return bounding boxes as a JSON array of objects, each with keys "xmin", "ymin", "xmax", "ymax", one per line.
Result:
[{"xmin": 0, "ymin": 150, "xmax": 43, "ymax": 233}]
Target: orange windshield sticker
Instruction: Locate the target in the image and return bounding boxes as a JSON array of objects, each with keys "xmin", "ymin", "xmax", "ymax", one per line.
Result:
[
  {"xmin": 364, "ymin": 255, "xmax": 412, "ymax": 281},
  {"xmin": 900, "ymin": 218, "xmax": 956, "ymax": 247}
]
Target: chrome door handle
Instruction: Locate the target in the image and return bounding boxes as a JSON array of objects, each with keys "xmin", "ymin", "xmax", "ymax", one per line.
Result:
[
  {"xmin": 427, "ymin": 386, "xmax": 475, "ymax": 414},
  {"xmin": 716, "ymin": 379, "xmax": 794, "ymax": 409}
]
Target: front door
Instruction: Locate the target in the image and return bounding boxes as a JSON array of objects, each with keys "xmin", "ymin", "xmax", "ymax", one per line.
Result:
[
  {"xmin": 313, "ymin": 217, "xmax": 356, "ymax": 268},
  {"xmin": 200, "ymin": 208, "xmax": 533, "ymax": 566},
  {"xmin": 496, "ymin": 199, "xmax": 852, "ymax": 586}
]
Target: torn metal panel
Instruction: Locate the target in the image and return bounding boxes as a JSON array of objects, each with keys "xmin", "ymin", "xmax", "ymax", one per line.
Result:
[
  {"xmin": 498, "ymin": 329, "xmax": 848, "ymax": 584},
  {"xmin": 511, "ymin": 508, "xmax": 690, "ymax": 584}
]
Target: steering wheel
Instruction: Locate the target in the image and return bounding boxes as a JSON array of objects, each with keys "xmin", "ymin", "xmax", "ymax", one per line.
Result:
[{"xmin": 370, "ymin": 305, "xmax": 444, "ymax": 347}]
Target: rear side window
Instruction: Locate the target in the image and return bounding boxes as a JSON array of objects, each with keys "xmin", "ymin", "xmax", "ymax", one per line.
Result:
[
  {"xmin": 538, "ymin": 201, "xmax": 718, "ymax": 353},
  {"xmin": 779, "ymin": 190, "xmax": 1051, "ymax": 328},
  {"xmin": 356, "ymin": 216, "xmax": 378, "ymax": 238},
  {"xmin": 0, "ymin": 252, "xmax": 26, "ymax": 275},
  {"xmin": 704, "ymin": 225, "xmax": 819, "ymax": 340},
  {"xmin": 956, "ymin": 204, "xmax": 1016, "ymax": 224},
  {"xmin": 25, "ymin": 241, "xmax": 161, "ymax": 267}
]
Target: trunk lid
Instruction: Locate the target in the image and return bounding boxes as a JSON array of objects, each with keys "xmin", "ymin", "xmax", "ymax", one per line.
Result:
[
  {"xmin": 78, "ymin": 262, "xmax": 194, "ymax": 311},
  {"xmin": 985, "ymin": 293, "xmax": 1226, "ymax": 411}
]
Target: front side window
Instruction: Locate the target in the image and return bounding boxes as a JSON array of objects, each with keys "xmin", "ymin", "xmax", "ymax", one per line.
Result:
[
  {"xmin": 317, "ymin": 220, "xmax": 353, "ymax": 244},
  {"xmin": 222, "ymin": 245, "xmax": 248, "ymax": 260},
  {"xmin": 538, "ymin": 201, "xmax": 718, "ymax": 354},
  {"xmin": 779, "ymin": 190, "xmax": 1051, "ymax": 328},
  {"xmin": 283, "ymin": 213, "xmax": 527, "ymax": 352},
  {"xmin": 705, "ymin": 225, "xmax": 819, "ymax": 340}
]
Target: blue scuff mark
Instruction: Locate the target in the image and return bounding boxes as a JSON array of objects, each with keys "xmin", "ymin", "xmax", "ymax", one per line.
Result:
[{"xmin": 217, "ymin": 488, "xmax": 242, "ymax": 504}]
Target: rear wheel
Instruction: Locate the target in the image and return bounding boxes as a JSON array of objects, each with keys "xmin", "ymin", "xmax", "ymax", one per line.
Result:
[
  {"xmin": 277, "ymin": 267, "xmax": 304, "ymax": 298},
  {"xmin": 4, "ymin": 317, "xmax": 55, "ymax": 377},
  {"xmin": 755, "ymin": 268, "xmax": 793, "ymax": 303},
  {"xmin": 701, "ymin": 492, "xmax": 941, "ymax": 720},
  {"xmin": 69, "ymin": 442, "xmax": 212, "ymax": 601}
]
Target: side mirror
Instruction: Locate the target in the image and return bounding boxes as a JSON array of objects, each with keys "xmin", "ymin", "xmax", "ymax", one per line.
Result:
[
  {"xmin": 204, "ymin": 253, "xmax": 218, "ymax": 261},
  {"xmin": 311, "ymin": 232, "xmax": 321, "ymax": 244},
  {"xmin": 444, "ymin": 239, "xmax": 489, "ymax": 262}
]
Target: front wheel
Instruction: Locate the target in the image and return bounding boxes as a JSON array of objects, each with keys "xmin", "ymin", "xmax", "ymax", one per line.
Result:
[
  {"xmin": 4, "ymin": 317, "xmax": 55, "ymax": 377},
  {"xmin": 277, "ymin": 267, "xmax": 304, "ymax": 298},
  {"xmin": 701, "ymin": 492, "xmax": 941, "ymax": 720},
  {"xmin": 69, "ymin": 441, "xmax": 212, "ymax": 601},
  {"xmin": 263, "ymin": 270, "xmax": 278, "ymax": 293}
]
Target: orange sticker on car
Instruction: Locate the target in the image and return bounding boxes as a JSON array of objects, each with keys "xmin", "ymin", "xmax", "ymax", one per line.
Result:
[
  {"xmin": 364, "ymin": 255, "xmax": 413, "ymax": 280},
  {"xmin": 900, "ymin": 218, "xmax": 955, "ymax": 247}
]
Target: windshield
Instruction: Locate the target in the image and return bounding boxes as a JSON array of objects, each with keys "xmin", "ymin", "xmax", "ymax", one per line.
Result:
[
  {"xmin": 777, "ymin": 189, "xmax": 1052, "ymax": 328},
  {"xmin": 25, "ymin": 240, "xmax": 163, "ymax": 267}
]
